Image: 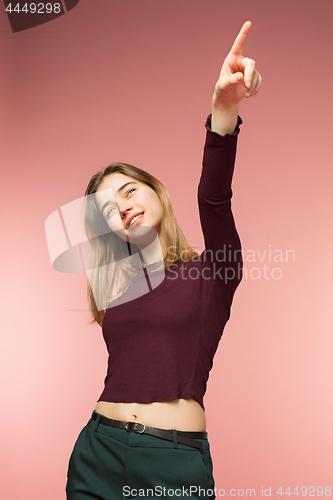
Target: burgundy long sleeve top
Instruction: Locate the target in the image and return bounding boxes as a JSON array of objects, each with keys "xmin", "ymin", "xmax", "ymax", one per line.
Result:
[{"xmin": 97, "ymin": 113, "xmax": 243, "ymax": 411}]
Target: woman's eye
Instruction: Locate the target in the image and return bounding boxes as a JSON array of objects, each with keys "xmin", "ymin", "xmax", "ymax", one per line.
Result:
[
  {"xmin": 106, "ymin": 189, "xmax": 135, "ymax": 218},
  {"xmin": 106, "ymin": 207, "xmax": 115, "ymax": 217}
]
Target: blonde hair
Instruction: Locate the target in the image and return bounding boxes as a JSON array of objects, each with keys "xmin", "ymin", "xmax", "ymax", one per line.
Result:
[{"xmin": 83, "ymin": 162, "xmax": 199, "ymax": 326}]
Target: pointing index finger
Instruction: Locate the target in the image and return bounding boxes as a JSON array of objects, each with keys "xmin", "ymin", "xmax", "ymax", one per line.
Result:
[{"xmin": 229, "ymin": 21, "xmax": 252, "ymax": 57}]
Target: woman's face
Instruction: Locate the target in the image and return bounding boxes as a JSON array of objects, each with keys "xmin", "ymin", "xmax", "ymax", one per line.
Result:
[{"xmin": 95, "ymin": 172, "xmax": 164, "ymax": 244}]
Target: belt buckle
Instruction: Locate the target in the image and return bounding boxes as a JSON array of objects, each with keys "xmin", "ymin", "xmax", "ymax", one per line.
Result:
[{"xmin": 125, "ymin": 421, "xmax": 146, "ymax": 433}]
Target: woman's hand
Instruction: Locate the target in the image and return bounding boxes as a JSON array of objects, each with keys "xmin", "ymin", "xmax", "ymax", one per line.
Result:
[
  {"xmin": 211, "ymin": 20, "xmax": 262, "ymax": 135},
  {"xmin": 213, "ymin": 21, "xmax": 262, "ymax": 107}
]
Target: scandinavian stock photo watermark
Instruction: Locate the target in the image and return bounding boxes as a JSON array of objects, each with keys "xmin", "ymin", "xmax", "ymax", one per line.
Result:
[
  {"xmin": 3, "ymin": 1, "xmax": 81, "ymax": 34},
  {"xmin": 45, "ymin": 192, "xmax": 296, "ymax": 311},
  {"xmin": 122, "ymin": 484, "xmax": 331, "ymax": 498},
  {"xmin": 165, "ymin": 244, "xmax": 295, "ymax": 282}
]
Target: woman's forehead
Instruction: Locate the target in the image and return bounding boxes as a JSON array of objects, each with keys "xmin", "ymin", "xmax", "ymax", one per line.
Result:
[{"xmin": 99, "ymin": 172, "xmax": 135, "ymax": 189}]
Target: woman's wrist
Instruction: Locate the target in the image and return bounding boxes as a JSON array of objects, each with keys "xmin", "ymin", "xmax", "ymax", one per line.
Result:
[{"xmin": 211, "ymin": 97, "xmax": 239, "ymax": 136}]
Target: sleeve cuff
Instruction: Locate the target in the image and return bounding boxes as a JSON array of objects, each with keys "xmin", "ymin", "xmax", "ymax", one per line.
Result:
[{"xmin": 205, "ymin": 114, "xmax": 243, "ymax": 137}]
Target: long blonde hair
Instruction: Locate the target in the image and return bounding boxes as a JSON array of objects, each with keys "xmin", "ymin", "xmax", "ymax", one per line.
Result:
[{"xmin": 83, "ymin": 162, "xmax": 199, "ymax": 326}]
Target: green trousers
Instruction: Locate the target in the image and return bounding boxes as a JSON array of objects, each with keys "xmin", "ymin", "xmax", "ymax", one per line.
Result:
[{"xmin": 66, "ymin": 411, "xmax": 216, "ymax": 499}]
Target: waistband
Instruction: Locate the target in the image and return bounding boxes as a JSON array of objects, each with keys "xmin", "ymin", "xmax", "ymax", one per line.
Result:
[{"xmin": 90, "ymin": 410, "xmax": 208, "ymax": 449}]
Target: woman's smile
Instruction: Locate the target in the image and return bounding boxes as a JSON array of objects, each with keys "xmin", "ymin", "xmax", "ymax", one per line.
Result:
[{"xmin": 126, "ymin": 212, "xmax": 145, "ymax": 229}]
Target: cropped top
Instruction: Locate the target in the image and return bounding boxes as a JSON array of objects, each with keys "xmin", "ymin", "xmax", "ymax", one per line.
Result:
[{"xmin": 97, "ymin": 113, "xmax": 244, "ymax": 411}]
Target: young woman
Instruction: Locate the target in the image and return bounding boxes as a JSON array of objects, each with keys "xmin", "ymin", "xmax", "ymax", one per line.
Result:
[{"xmin": 66, "ymin": 20, "xmax": 262, "ymax": 500}]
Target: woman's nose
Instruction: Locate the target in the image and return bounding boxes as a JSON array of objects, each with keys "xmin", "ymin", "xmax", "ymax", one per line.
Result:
[{"xmin": 120, "ymin": 206, "xmax": 132, "ymax": 217}]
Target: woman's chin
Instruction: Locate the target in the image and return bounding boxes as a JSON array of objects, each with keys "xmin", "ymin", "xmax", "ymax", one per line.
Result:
[{"xmin": 126, "ymin": 225, "xmax": 159, "ymax": 246}]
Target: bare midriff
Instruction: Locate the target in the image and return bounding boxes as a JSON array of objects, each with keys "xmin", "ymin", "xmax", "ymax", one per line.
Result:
[{"xmin": 94, "ymin": 397, "xmax": 206, "ymax": 432}]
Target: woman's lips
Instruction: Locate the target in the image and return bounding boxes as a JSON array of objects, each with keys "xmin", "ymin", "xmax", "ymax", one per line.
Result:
[{"xmin": 127, "ymin": 212, "xmax": 144, "ymax": 229}]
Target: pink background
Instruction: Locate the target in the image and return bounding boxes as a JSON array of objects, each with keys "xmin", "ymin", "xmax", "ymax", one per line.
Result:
[{"xmin": 1, "ymin": 0, "xmax": 333, "ymax": 498}]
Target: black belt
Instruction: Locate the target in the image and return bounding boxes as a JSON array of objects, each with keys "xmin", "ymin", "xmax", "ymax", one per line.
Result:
[{"xmin": 91, "ymin": 411, "xmax": 207, "ymax": 449}]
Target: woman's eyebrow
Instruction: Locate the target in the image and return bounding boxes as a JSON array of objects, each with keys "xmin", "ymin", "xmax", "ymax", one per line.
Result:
[
  {"xmin": 100, "ymin": 182, "xmax": 138, "ymax": 215},
  {"xmin": 117, "ymin": 181, "xmax": 138, "ymax": 194}
]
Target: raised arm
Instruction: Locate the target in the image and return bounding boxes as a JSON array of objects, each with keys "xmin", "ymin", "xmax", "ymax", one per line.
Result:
[
  {"xmin": 198, "ymin": 113, "xmax": 243, "ymax": 297},
  {"xmin": 198, "ymin": 21, "xmax": 262, "ymax": 298}
]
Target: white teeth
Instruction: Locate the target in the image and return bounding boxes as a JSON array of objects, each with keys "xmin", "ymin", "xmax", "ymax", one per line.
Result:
[{"xmin": 128, "ymin": 213, "xmax": 143, "ymax": 227}]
